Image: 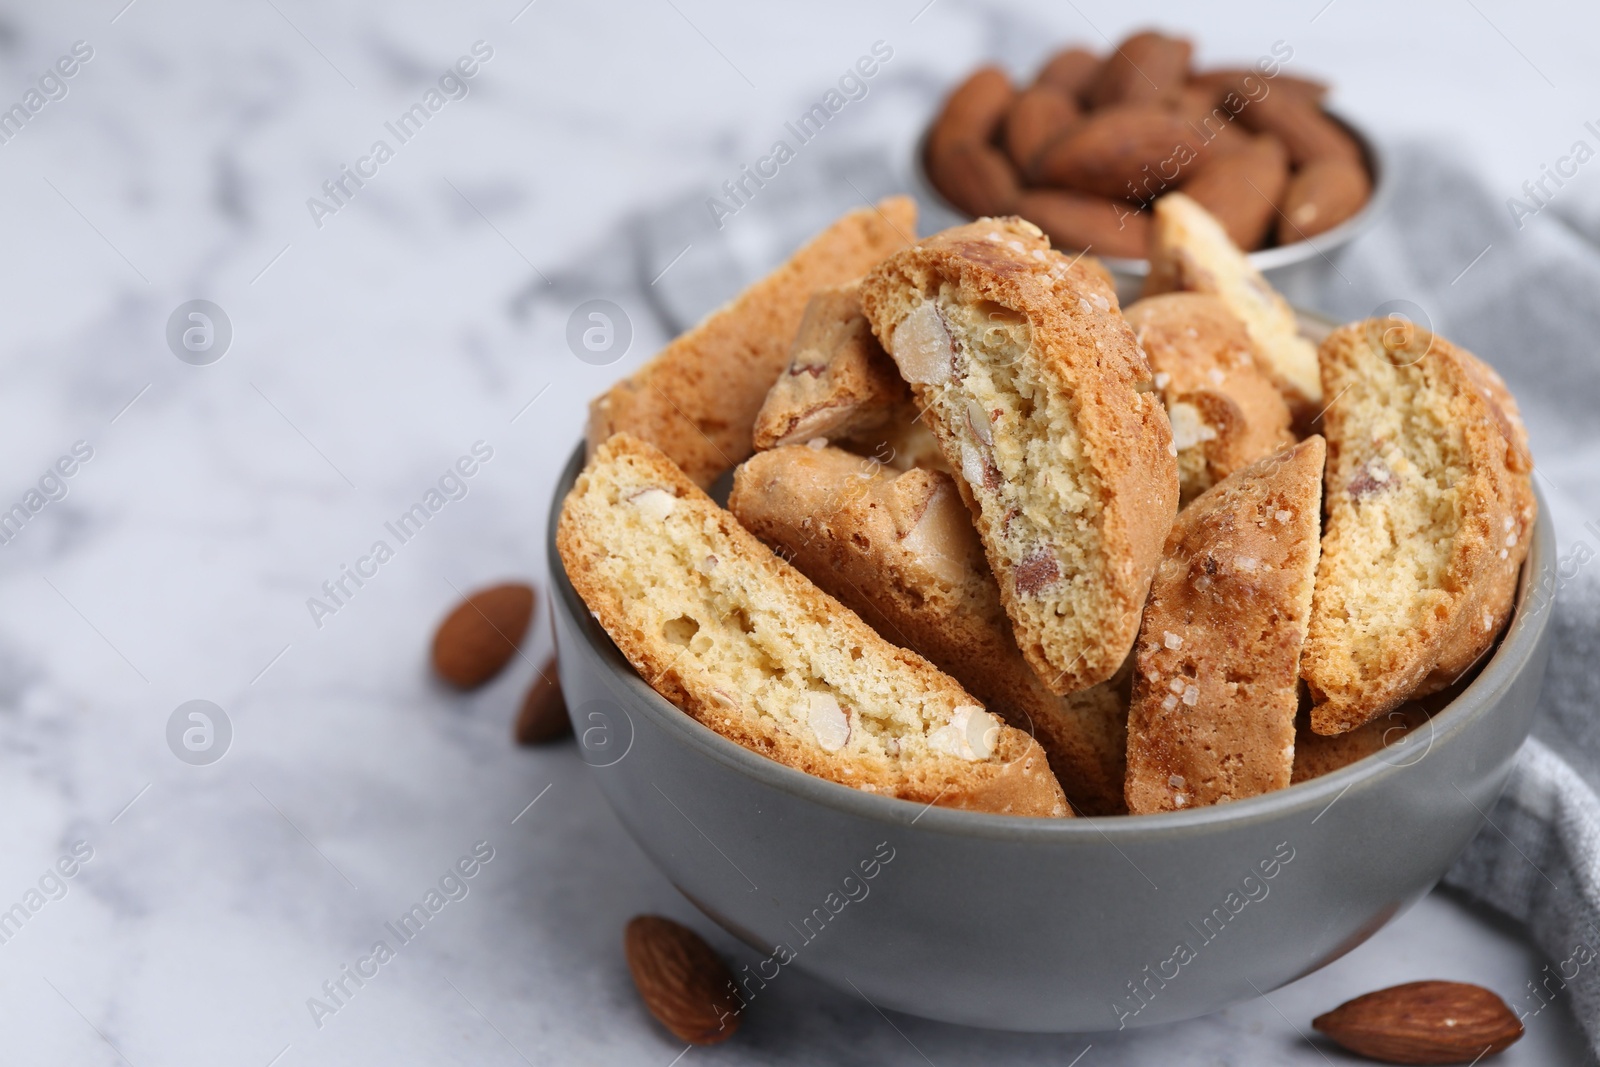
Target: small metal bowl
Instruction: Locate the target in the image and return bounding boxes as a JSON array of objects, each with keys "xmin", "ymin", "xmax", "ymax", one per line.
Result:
[{"xmin": 912, "ymin": 107, "xmax": 1390, "ymax": 295}]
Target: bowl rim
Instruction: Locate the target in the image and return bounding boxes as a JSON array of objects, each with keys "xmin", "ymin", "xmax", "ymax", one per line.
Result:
[
  {"xmin": 911, "ymin": 105, "xmax": 1390, "ymax": 276},
  {"xmin": 550, "ymin": 446, "xmax": 1552, "ymax": 843}
]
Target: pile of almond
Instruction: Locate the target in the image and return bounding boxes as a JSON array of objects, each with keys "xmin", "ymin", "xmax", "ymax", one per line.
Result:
[{"xmin": 924, "ymin": 30, "xmax": 1372, "ymax": 258}]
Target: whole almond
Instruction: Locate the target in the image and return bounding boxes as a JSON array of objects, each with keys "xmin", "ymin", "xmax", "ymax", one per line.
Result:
[
  {"xmin": 431, "ymin": 582, "xmax": 535, "ymax": 689},
  {"xmin": 1231, "ymin": 77, "xmax": 1362, "ymax": 167},
  {"xmin": 514, "ymin": 654, "xmax": 571, "ymax": 744},
  {"xmin": 1278, "ymin": 155, "xmax": 1372, "ymax": 242},
  {"xmin": 926, "ymin": 66, "xmax": 1014, "ymax": 159},
  {"xmin": 1034, "ymin": 46, "xmax": 1099, "ymax": 101},
  {"xmin": 1034, "ymin": 105, "xmax": 1198, "ymax": 199},
  {"xmin": 1190, "ymin": 68, "xmax": 1329, "ymax": 104},
  {"xmin": 1016, "ymin": 189, "xmax": 1148, "ymax": 259},
  {"xmin": 624, "ymin": 916, "xmax": 742, "ymax": 1045},
  {"xmin": 1173, "ymin": 84, "xmax": 1251, "ymax": 160},
  {"xmin": 927, "ymin": 141, "xmax": 1020, "ymax": 217},
  {"xmin": 1180, "ymin": 135, "xmax": 1290, "ymax": 250},
  {"xmin": 1004, "ymin": 87, "xmax": 1080, "ymax": 176},
  {"xmin": 1312, "ymin": 981, "xmax": 1523, "ymax": 1064},
  {"xmin": 1086, "ymin": 30, "xmax": 1192, "ymax": 109}
]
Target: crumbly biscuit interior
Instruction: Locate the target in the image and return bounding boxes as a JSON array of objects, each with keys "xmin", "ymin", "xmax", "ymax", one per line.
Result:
[
  {"xmin": 913, "ymin": 284, "xmax": 1108, "ymax": 679},
  {"xmin": 1163, "ymin": 199, "xmax": 1320, "ymax": 403},
  {"xmin": 580, "ymin": 447, "xmax": 992, "ymax": 763},
  {"xmin": 1319, "ymin": 344, "xmax": 1465, "ymax": 671}
]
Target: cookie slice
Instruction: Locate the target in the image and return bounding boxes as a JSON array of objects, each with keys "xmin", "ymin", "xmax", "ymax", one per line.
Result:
[
  {"xmin": 730, "ymin": 444, "xmax": 1130, "ymax": 815},
  {"xmin": 1126, "ymin": 437, "xmax": 1324, "ymax": 814},
  {"xmin": 751, "ymin": 283, "xmax": 911, "ymax": 451},
  {"xmin": 587, "ymin": 198, "xmax": 916, "ymax": 488},
  {"xmin": 558, "ymin": 434, "xmax": 1068, "ymax": 817},
  {"xmin": 747, "ymin": 286, "xmax": 947, "ymax": 473},
  {"xmin": 859, "ymin": 217, "xmax": 1178, "ymax": 695},
  {"xmin": 1291, "ymin": 703, "xmax": 1429, "ymax": 783},
  {"xmin": 1124, "ymin": 292, "xmax": 1295, "ymax": 504},
  {"xmin": 1142, "ymin": 192, "xmax": 1321, "ymax": 423},
  {"xmin": 1303, "ymin": 321, "xmax": 1535, "ymax": 734}
]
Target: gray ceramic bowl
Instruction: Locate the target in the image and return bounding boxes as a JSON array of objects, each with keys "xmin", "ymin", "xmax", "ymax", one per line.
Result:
[{"xmin": 549, "ymin": 446, "xmax": 1552, "ymax": 1033}]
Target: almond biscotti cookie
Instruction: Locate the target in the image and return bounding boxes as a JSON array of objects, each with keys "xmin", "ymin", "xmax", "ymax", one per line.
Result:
[
  {"xmin": 749, "ymin": 281, "xmax": 946, "ymax": 474},
  {"xmin": 860, "ymin": 217, "xmax": 1178, "ymax": 695},
  {"xmin": 558, "ymin": 434, "xmax": 1068, "ymax": 817},
  {"xmin": 1291, "ymin": 703, "xmax": 1429, "ymax": 784},
  {"xmin": 730, "ymin": 444, "xmax": 1130, "ymax": 814},
  {"xmin": 1303, "ymin": 321, "xmax": 1535, "ymax": 735},
  {"xmin": 1142, "ymin": 193, "xmax": 1322, "ymax": 423},
  {"xmin": 751, "ymin": 283, "xmax": 910, "ymax": 450},
  {"xmin": 587, "ymin": 198, "xmax": 916, "ymax": 488},
  {"xmin": 1126, "ymin": 436, "xmax": 1324, "ymax": 814},
  {"xmin": 1124, "ymin": 292, "xmax": 1295, "ymax": 504}
]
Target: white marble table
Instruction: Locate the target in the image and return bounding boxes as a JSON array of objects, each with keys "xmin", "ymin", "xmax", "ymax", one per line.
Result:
[{"xmin": 0, "ymin": 0, "xmax": 1594, "ymax": 1062}]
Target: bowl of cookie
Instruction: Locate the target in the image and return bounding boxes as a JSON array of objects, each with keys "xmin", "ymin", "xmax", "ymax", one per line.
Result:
[
  {"xmin": 550, "ymin": 192, "xmax": 1549, "ymax": 1031},
  {"xmin": 913, "ymin": 30, "xmax": 1388, "ymax": 296}
]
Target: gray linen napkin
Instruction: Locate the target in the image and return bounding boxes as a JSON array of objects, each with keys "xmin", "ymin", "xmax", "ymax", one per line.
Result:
[{"xmin": 521, "ymin": 122, "xmax": 1600, "ymax": 1055}]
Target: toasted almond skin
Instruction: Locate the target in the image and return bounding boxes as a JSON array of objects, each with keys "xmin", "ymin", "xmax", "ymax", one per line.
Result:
[
  {"xmin": 927, "ymin": 66, "xmax": 1015, "ymax": 159},
  {"xmin": 624, "ymin": 916, "xmax": 742, "ymax": 1045},
  {"xmin": 1190, "ymin": 68, "xmax": 1329, "ymax": 104},
  {"xmin": 1086, "ymin": 31, "xmax": 1191, "ymax": 108},
  {"xmin": 1034, "ymin": 105, "xmax": 1198, "ymax": 199},
  {"xmin": 1232, "ymin": 77, "xmax": 1362, "ymax": 167},
  {"xmin": 1312, "ymin": 981, "xmax": 1523, "ymax": 1064},
  {"xmin": 1173, "ymin": 84, "xmax": 1251, "ymax": 161},
  {"xmin": 1180, "ymin": 135, "xmax": 1290, "ymax": 251},
  {"xmin": 514, "ymin": 655, "xmax": 571, "ymax": 744},
  {"xmin": 1279, "ymin": 156, "xmax": 1372, "ymax": 242},
  {"xmin": 1034, "ymin": 46, "xmax": 1099, "ymax": 100},
  {"xmin": 431, "ymin": 582, "xmax": 535, "ymax": 689},
  {"xmin": 1004, "ymin": 87, "xmax": 1080, "ymax": 176},
  {"xmin": 1015, "ymin": 189, "xmax": 1148, "ymax": 258},
  {"xmin": 927, "ymin": 141, "xmax": 1021, "ymax": 217}
]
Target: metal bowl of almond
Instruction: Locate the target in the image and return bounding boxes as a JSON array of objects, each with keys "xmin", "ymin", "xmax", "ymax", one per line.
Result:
[{"xmin": 913, "ymin": 31, "xmax": 1391, "ymax": 292}]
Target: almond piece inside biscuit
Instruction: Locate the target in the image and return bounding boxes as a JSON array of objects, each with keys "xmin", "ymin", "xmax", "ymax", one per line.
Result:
[
  {"xmin": 891, "ymin": 302, "xmax": 955, "ymax": 385},
  {"xmin": 806, "ymin": 692, "xmax": 851, "ymax": 752}
]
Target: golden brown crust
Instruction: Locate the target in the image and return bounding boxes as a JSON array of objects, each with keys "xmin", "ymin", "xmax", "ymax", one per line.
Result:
[
  {"xmin": 1126, "ymin": 437, "xmax": 1324, "ymax": 813},
  {"xmin": 586, "ymin": 198, "xmax": 917, "ymax": 488},
  {"xmin": 1143, "ymin": 193, "xmax": 1322, "ymax": 424},
  {"xmin": 1291, "ymin": 703, "xmax": 1429, "ymax": 783},
  {"xmin": 859, "ymin": 217, "xmax": 1178, "ymax": 696},
  {"xmin": 1303, "ymin": 322, "xmax": 1536, "ymax": 734},
  {"xmin": 730, "ymin": 445, "xmax": 1129, "ymax": 814},
  {"xmin": 1124, "ymin": 293, "xmax": 1295, "ymax": 504},
  {"xmin": 751, "ymin": 283, "xmax": 911, "ymax": 451},
  {"xmin": 558, "ymin": 434, "xmax": 1068, "ymax": 817}
]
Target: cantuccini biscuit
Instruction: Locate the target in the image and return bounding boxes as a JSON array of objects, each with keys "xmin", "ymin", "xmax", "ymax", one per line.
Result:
[
  {"xmin": 558, "ymin": 434, "xmax": 1068, "ymax": 817},
  {"xmin": 1143, "ymin": 192, "xmax": 1322, "ymax": 423},
  {"xmin": 746, "ymin": 285, "xmax": 947, "ymax": 473},
  {"xmin": 751, "ymin": 283, "xmax": 911, "ymax": 451},
  {"xmin": 1291, "ymin": 703, "xmax": 1429, "ymax": 784},
  {"xmin": 1124, "ymin": 292, "xmax": 1295, "ymax": 504},
  {"xmin": 1126, "ymin": 437, "xmax": 1324, "ymax": 813},
  {"xmin": 1303, "ymin": 321, "xmax": 1535, "ymax": 734},
  {"xmin": 860, "ymin": 217, "xmax": 1178, "ymax": 695},
  {"xmin": 730, "ymin": 444, "xmax": 1130, "ymax": 814},
  {"xmin": 587, "ymin": 198, "xmax": 917, "ymax": 488}
]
